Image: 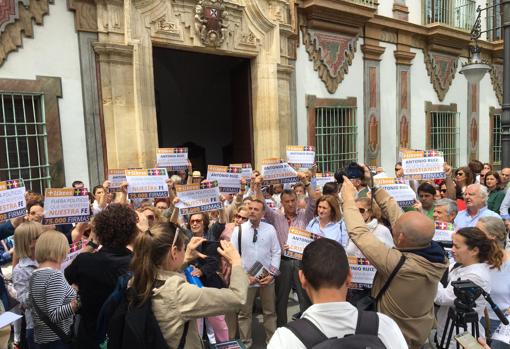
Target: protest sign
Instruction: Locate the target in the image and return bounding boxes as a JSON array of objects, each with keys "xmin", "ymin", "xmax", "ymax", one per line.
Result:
[
  {"xmin": 315, "ymin": 173, "xmax": 335, "ymax": 189},
  {"xmin": 175, "ymin": 180, "xmax": 222, "ymax": 215},
  {"xmin": 125, "ymin": 168, "xmax": 169, "ymax": 199},
  {"xmin": 286, "ymin": 145, "xmax": 315, "ymax": 170},
  {"xmin": 156, "ymin": 148, "xmax": 189, "ymax": 170},
  {"xmin": 348, "ymin": 256, "xmax": 377, "ymax": 289},
  {"xmin": 247, "ymin": 261, "xmax": 280, "ymax": 282},
  {"xmin": 206, "ymin": 165, "xmax": 241, "ymax": 194},
  {"xmin": 373, "ymin": 177, "xmax": 416, "ymax": 207},
  {"xmin": 213, "ymin": 340, "xmax": 246, "ymax": 349},
  {"xmin": 265, "ymin": 199, "xmax": 276, "ymax": 210},
  {"xmin": 230, "ymin": 163, "xmax": 252, "ymax": 180},
  {"xmin": 284, "ymin": 227, "xmax": 321, "ymax": 260},
  {"xmin": 261, "ymin": 158, "xmax": 299, "ymax": 186},
  {"xmin": 400, "ymin": 149, "xmax": 445, "ymax": 180},
  {"xmin": 107, "ymin": 169, "xmax": 126, "ymax": 192},
  {"xmin": 0, "ymin": 179, "xmax": 26, "ymax": 222},
  {"xmin": 43, "ymin": 188, "xmax": 90, "ymax": 225},
  {"xmin": 433, "ymin": 221, "xmax": 455, "ymax": 242},
  {"xmin": 61, "ymin": 239, "xmax": 88, "ymax": 270}
]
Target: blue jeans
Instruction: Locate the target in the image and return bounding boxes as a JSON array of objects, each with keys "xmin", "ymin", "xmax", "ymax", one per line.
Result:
[
  {"xmin": 481, "ymin": 317, "xmax": 510, "ymax": 349},
  {"xmin": 26, "ymin": 329, "xmax": 40, "ymax": 349},
  {"xmin": 38, "ymin": 340, "xmax": 69, "ymax": 349}
]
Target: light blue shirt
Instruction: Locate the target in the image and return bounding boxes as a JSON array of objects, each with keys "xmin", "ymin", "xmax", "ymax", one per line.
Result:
[
  {"xmin": 305, "ymin": 218, "xmax": 348, "ymax": 247},
  {"xmin": 454, "ymin": 206, "xmax": 502, "ymax": 229}
]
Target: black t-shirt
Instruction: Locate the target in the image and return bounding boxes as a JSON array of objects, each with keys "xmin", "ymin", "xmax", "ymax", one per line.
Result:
[{"xmin": 65, "ymin": 246, "xmax": 132, "ymax": 348}]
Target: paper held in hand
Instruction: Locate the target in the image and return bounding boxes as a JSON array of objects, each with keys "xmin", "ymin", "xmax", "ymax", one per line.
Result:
[
  {"xmin": 492, "ymin": 314, "xmax": 510, "ymax": 344},
  {"xmin": 230, "ymin": 163, "xmax": 252, "ymax": 181},
  {"xmin": 61, "ymin": 239, "xmax": 89, "ymax": 271},
  {"xmin": 373, "ymin": 177, "xmax": 416, "ymax": 208},
  {"xmin": 175, "ymin": 180, "xmax": 222, "ymax": 215},
  {"xmin": 261, "ymin": 158, "xmax": 299, "ymax": 186},
  {"xmin": 43, "ymin": 188, "xmax": 90, "ymax": 225},
  {"xmin": 206, "ymin": 165, "xmax": 242, "ymax": 194},
  {"xmin": 400, "ymin": 149, "xmax": 445, "ymax": 180},
  {"xmin": 284, "ymin": 227, "xmax": 321, "ymax": 260},
  {"xmin": 286, "ymin": 145, "xmax": 315, "ymax": 170},
  {"xmin": 0, "ymin": 179, "xmax": 26, "ymax": 222},
  {"xmin": 348, "ymin": 256, "xmax": 377, "ymax": 289},
  {"xmin": 315, "ymin": 173, "xmax": 335, "ymax": 189},
  {"xmin": 107, "ymin": 169, "xmax": 126, "ymax": 192},
  {"xmin": 248, "ymin": 261, "xmax": 280, "ymax": 282},
  {"xmin": 125, "ymin": 168, "xmax": 169, "ymax": 199},
  {"xmin": 433, "ymin": 221, "xmax": 455, "ymax": 242},
  {"xmin": 156, "ymin": 147, "xmax": 189, "ymax": 171}
]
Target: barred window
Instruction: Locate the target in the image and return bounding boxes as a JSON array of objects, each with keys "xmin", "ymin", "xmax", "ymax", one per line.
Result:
[
  {"xmin": 307, "ymin": 96, "xmax": 357, "ymax": 173},
  {"xmin": 426, "ymin": 102, "xmax": 460, "ymax": 167},
  {"xmin": 423, "ymin": 0, "xmax": 476, "ymax": 31},
  {"xmin": 0, "ymin": 93, "xmax": 51, "ymax": 193},
  {"xmin": 486, "ymin": 0, "xmax": 502, "ymax": 41},
  {"xmin": 490, "ymin": 107, "xmax": 502, "ymax": 169}
]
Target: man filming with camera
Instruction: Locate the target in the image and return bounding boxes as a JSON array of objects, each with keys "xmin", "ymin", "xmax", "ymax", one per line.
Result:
[{"xmin": 341, "ymin": 176, "xmax": 448, "ymax": 349}]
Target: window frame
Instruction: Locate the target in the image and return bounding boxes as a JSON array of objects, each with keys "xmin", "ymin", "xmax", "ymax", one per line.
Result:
[
  {"xmin": 490, "ymin": 107, "xmax": 502, "ymax": 170},
  {"xmin": 425, "ymin": 101, "xmax": 460, "ymax": 167}
]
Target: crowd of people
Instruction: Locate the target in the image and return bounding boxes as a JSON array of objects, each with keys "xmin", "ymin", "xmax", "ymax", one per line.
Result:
[{"xmin": 0, "ymin": 158, "xmax": 508, "ymax": 349}]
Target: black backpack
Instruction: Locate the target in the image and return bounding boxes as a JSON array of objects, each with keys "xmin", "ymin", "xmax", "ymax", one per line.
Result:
[
  {"xmin": 285, "ymin": 310, "xmax": 386, "ymax": 349},
  {"xmin": 107, "ymin": 280, "xmax": 188, "ymax": 349}
]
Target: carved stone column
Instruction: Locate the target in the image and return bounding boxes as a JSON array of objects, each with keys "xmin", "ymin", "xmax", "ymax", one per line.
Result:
[
  {"xmin": 467, "ymin": 82, "xmax": 480, "ymax": 160},
  {"xmin": 393, "ymin": 0, "xmax": 409, "ymax": 21}
]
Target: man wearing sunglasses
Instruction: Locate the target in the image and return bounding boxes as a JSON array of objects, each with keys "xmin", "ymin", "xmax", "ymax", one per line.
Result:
[{"xmin": 231, "ymin": 199, "xmax": 281, "ymax": 348}]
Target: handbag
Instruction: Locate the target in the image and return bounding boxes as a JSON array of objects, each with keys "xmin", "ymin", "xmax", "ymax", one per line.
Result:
[{"xmin": 356, "ymin": 254, "xmax": 406, "ymax": 311}]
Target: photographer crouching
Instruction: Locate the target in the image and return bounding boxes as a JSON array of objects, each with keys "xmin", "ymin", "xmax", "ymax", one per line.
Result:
[{"xmin": 435, "ymin": 227, "xmax": 504, "ymax": 348}]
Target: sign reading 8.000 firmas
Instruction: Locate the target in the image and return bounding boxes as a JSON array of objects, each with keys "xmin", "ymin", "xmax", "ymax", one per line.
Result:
[{"xmin": 0, "ymin": 179, "xmax": 26, "ymax": 222}]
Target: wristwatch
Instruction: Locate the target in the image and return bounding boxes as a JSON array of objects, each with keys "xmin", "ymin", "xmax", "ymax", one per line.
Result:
[{"xmin": 86, "ymin": 240, "xmax": 99, "ymax": 249}]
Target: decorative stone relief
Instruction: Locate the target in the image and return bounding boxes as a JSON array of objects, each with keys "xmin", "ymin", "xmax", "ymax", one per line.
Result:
[
  {"xmin": 490, "ymin": 63, "xmax": 503, "ymax": 105},
  {"xmin": 0, "ymin": 0, "xmax": 52, "ymax": 67},
  {"xmin": 424, "ymin": 49, "xmax": 458, "ymax": 102},
  {"xmin": 194, "ymin": 0, "xmax": 228, "ymax": 47},
  {"xmin": 397, "ymin": 67, "xmax": 411, "ymax": 151},
  {"xmin": 302, "ymin": 27, "xmax": 359, "ymax": 94}
]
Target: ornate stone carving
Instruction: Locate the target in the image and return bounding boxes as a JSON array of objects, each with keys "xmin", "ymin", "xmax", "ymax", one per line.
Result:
[
  {"xmin": 194, "ymin": 0, "xmax": 228, "ymax": 47},
  {"xmin": 470, "ymin": 117, "xmax": 478, "ymax": 149},
  {"xmin": 490, "ymin": 63, "xmax": 503, "ymax": 105},
  {"xmin": 67, "ymin": 0, "xmax": 97, "ymax": 32},
  {"xmin": 0, "ymin": 0, "xmax": 29, "ymax": 33},
  {"xmin": 302, "ymin": 27, "xmax": 358, "ymax": 94},
  {"xmin": 424, "ymin": 49, "xmax": 458, "ymax": 102},
  {"xmin": 0, "ymin": 0, "xmax": 52, "ymax": 67},
  {"xmin": 399, "ymin": 115, "xmax": 409, "ymax": 148}
]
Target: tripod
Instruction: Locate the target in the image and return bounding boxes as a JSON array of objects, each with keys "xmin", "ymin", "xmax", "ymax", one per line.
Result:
[{"xmin": 439, "ymin": 299, "xmax": 480, "ymax": 349}]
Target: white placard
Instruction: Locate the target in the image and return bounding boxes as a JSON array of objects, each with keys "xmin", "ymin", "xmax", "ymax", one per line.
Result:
[
  {"xmin": 175, "ymin": 181, "xmax": 222, "ymax": 215},
  {"xmin": 261, "ymin": 158, "xmax": 299, "ymax": 186},
  {"xmin": 401, "ymin": 149, "xmax": 445, "ymax": 180},
  {"xmin": 156, "ymin": 148, "xmax": 189, "ymax": 170},
  {"xmin": 230, "ymin": 163, "xmax": 252, "ymax": 180},
  {"xmin": 287, "ymin": 146, "xmax": 315, "ymax": 170},
  {"xmin": 0, "ymin": 312, "xmax": 22, "ymax": 328},
  {"xmin": 107, "ymin": 169, "xmax": 126, "ymax": 192},
  {"xmin": 125, "ymin": 168, "xmax": 169, "ymax": 199},
  {"xmin": 206, "ymin": 165, "xmax": 241, "ymax": 194},
  {"xmin": 348, "ymin": 256, "xmax": 377, "ymax": 289},
  {"xmin": 374, "ymin": 177, "xmax": 416, "ymax": 207},
  {"xmin": 433, "ymin": 221, "xmax": 455, "ymax": 242},
  {"xmin": 315, "ymin": 173, "xmax": 335, "ymax": 189},
  {"xmin": 285, "ymin": 227, "xmax": 321, "ymax": 260},
  {"xmin": 43, "ymin": 188, "xmax": 90, "ymax": 225},
  {"xmin": 0, "ymin": 179, "xmax": 26, "ymax": 222},
  {"xmin": 493, "ymin": 315, "xmax": 510, "ymax": 344}
]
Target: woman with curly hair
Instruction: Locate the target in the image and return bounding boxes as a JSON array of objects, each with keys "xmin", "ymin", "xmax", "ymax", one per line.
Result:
[{"xmin": 64, "ymin": 204, "xmax": 139, "ymax": 349}]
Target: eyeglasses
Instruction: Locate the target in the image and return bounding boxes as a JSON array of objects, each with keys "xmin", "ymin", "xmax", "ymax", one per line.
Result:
[
  {"xmin": 190, "ymin": 219, "xmax": 203, "ymax": 225},
  {"xmin": 235, "ymin": 214, "xmax": 248, "ymax": 222},
  {"xmin": 395, "ymin": 168, "xmax": 401, "ymax": 171},
  {"xmin": 440, "ymin": 189, "xmax": 447, "ymax": 193},
  {"xmin": 455, "ymin": 172, "xmax": 465, "ymax": 177},
  {"xmin": 253, "ymin": 228, "xmax": 258, "ymax": 243},
  {"xmin": 358, "ymin": 208, "xmax": 367, "ymax": 214}
]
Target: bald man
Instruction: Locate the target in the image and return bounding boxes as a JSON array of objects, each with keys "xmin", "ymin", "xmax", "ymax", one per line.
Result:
[{"xmin": 341, "ymin": 177, "xmax": 448, "ymax": 349}]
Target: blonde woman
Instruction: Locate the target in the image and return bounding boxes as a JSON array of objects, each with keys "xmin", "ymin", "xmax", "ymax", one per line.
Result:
[
  {"xmin": 12, "ymin": 222, "xmax": 43, "ymax": 349},
  {"xmin": 30, "ymin": 231, "xmax": 79, "ymax": 349}
]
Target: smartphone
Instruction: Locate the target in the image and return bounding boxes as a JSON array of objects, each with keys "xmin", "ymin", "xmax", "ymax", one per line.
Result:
[
  {"xmin": 455, "ymin": 332, "xmax": 484, "ymax": 349},
  {"xmin": 202, "ymin": 241, "xmax": 220, "ymax": 256}
]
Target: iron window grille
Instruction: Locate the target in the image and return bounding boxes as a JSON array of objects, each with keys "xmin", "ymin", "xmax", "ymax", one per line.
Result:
[
  {"xmin": 426, "ymin": 102, "xmax": 460, "ymax": 167},
  {"xmin": 490, "ymin": 107, "xmax": 502, "ymax": 169}
]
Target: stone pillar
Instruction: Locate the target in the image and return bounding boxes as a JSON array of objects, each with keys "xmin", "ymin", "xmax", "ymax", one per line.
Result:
[
  {"xmin": 467, "ymin": 82, "xmax": 480, "ymax": 160},
  {"xmin": 393, "ymin": 0, "xmax": 409, "ymax": 21}
]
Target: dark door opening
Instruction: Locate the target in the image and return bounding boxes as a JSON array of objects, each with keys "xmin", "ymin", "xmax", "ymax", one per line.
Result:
[{"xmin": 153, "ymin": 47, "xmax": 253, "ymax": 175}]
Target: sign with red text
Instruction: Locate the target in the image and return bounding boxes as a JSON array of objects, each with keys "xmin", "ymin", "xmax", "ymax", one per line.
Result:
[
  {"xmin": 261, "ymin": 158, "xmax": 299, "ymax": 186},
  {"xmin": 156, "ymin": 148, "xmax": 189, "ymax": 171},
  {"xmin": 400, "ymin": 149, "xmax": 445, "ymax": 180},
  {"xmin": 285, "ymin": 227, "xmax": 321, "ymax": 260},
  {"xmin": 125, "ymin": 168, "xmax": 169, "ymax": 199},
  {"xmin": 175, "ymin": 180, "xmax": 222, "ymax": 215},
  {"xmin": 433, "ymin": 221, "xmax": 455, "ymax": 242},
  {"xmin": 0, "ymin": 179, "xmax": 26, "ymax": 222},
  {"xmin": 230, "ymin": 163, "xmax": 252, "ymax": 181},
  {"xmin": 348, "ymin": 256, "xmax": 377, "ymax": 289},
  {"xmin": 43, "ymin": 188, "xmax": 90, "ymax": 225}
]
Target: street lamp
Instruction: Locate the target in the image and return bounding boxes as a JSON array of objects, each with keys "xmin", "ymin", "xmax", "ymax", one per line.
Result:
[{"xmin": 460, "ymin": 1, "xmax": 510, "ymax": 167}]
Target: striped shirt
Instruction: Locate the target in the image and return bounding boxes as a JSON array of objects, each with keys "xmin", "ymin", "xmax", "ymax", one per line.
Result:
[{"xmin": 29, "ymin": 268, "xmax": 76, "ymax": 344}]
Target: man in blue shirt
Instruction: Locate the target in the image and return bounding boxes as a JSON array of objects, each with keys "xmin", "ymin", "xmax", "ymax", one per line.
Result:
[{"xmin": 454, "ymin": 184, "xmax": 501, "ymax": 229}]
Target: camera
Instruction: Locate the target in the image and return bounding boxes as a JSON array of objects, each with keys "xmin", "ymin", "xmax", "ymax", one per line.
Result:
[
  {"xmin": 334, "ymin": 162, "xmax": 364, "ymax": 184},
  {"xmin": 452, "ymin": 279, "xmax": 483, "ymax": 307}
]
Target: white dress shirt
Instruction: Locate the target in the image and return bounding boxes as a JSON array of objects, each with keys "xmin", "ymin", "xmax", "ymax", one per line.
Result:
[{"xmin": 231, "ymin": 220, "xmax": 281, "ymax": 287}]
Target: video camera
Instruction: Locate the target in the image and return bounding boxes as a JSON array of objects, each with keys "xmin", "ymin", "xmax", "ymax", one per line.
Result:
[
  {"xmin": 334, "ymin": 162, "xmax": 365, "ymax": 185},
  {"xmin": 452, "ymin": 280, "xmax": 483, "ymax": 308}
]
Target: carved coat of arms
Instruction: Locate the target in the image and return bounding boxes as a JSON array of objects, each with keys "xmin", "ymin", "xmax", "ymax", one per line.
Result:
[{"xmin": 194, "ymin": 0, "xmax": 228, "ymax": 47}]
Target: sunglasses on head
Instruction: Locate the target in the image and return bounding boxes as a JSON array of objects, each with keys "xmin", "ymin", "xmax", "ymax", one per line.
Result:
[
  {"xmin": 235, "ymin": 214, "xmax": 248, "ymax": 221},
  {"xmin": 358, "ymin": 208, "xmax": 367, "ymax": 214},
  {"xmin": 440, "ymin": 189, "xmax": 447, "ymax": 193}
]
